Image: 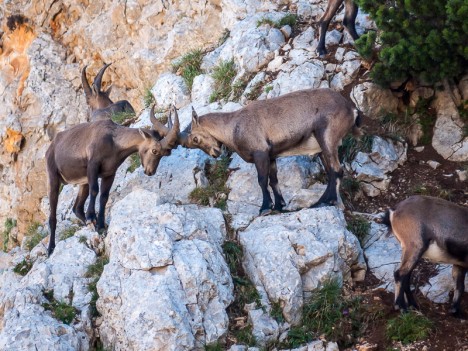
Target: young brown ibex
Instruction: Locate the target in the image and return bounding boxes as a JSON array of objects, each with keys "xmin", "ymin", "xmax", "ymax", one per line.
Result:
[
  {"xmin": 82, "ymin": 63, "xmax": 135, "ymax": 121},
  {"xmin": 383, "ymin": 195, "xmax": 468, "ymax": 315},
  {"xmin": 317, "ymin": 0, "xmax": 359, "ymax": 56},
  {"xmin": 181, "ymin": 88, "xmax": 361, "ymax": 215},
  {"xmin": 45, "ymin": 105, "xmax": 179, "ymax": 255}
]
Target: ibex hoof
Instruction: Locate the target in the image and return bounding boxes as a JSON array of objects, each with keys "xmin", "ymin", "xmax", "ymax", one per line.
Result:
[{"xmin": 259, "ymin": 209, "xmax": 272, "ymax": 216}]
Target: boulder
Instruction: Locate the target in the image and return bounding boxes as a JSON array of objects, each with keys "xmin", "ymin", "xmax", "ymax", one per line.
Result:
[
  {"xmin": 239, "ymin": 207, "xmax": 366, "ymax": 325},
  {"xmin": 151, "ymin": 72, "xmax": 191, "ymax": 109},
  {"xmin": 351, "ymin": 82, "xmax": 399, "ymax": 119},
  {"xmin": 98, "ymin": 190, "xmax": 234, "ymax": 350}
]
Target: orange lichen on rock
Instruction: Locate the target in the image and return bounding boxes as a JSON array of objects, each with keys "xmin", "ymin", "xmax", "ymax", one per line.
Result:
[
  {"xmin": 0, "ymin": 15, "xmax": 35, "ymax": 96},
  {"xmin": 4, "ymin": 128, "xmax": 24, "ymax": 154}
]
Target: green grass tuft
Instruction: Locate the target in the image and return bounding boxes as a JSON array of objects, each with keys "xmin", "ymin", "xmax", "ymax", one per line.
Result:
[
  {"xmin": 346, "ymin": 215, "xmax": 371, "ymax": 245},
  {"xmin": 143, "ymin": 87, "xmax": 155, "ymax": 108},
  {"xmin": 270, "ymin": 301, "xmax": 285, "ymax": 323},
  {"xmin": 256, "ymin": 18, "xmax": 276, "ymax": 27},
  {"xmin": 172, "ymin": 49, "xmax": 204, "ymax": 91},
  {"xmin": 386, "ymin": 311, "xmax": 432, "ymax": 344},
  {"xmin": 257, "ymin": 14, "xmax": 297, "ymax": 28},
  {"xmin": 209, "ymin": 59, "xmax": 237, "ymax": 103},
  {"xmin": 189, "ymin": 155, "xmax": 231, "ymax": 210},
  {"xmin": 42, "ymin": 290, "xmax": 77, "ymax": 325},
  {"xmin": 234, "ymin": 324, "xmax": 257, "ymax": 347},
  {"xmin": 204, "ymin": 342, "xmax": 224, "ymax": 351},
  {"xmin": 2, "ymin": 218, "xmax": 16, "ymax": 252},
  {"xmin": 339, "ymin": 134, "xmax": 374, "ymax": 163},
  {"xmin": 85, "ymin": 256, "xmax": 109, "ymax": 317},
  {"xmin": 60, "ymin": 226, "xmax": 79, "ymax": 241},
  {"xmin": 13, "ymin": 258, "xmax": 33, "ymax": 276},
  {"xmin": 127, "ymin": 153, "xmax": 141, "ymax": 173},
  {"xmin": 79, "ymin": 235, "xmax": 87, "ymax": 244},
  {"xmin": 111, "ymin": 111, "xmax": 135, "ymax": 125},
  {"xmin": 25, "ymin": 221, "xmax": 45, "ymax": 251}
]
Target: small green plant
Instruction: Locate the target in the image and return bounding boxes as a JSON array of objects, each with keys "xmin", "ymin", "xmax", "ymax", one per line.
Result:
[
  {"xmin": 127, "ymin": 153, "xmax": 141, "ymax": 173},
  {"xmin": 204, "ymin": 342, "xmax": 224, "ymax": 351},
  {"xmin": 355, "ymin": 30, "xmax": 377, "ymax": 60},
  {"xmin": 386, "ymin": 311, "xmax": 432, "ymax": 345},
  {"xmin": 209, "ymin": 59, "xmax": 237, "ymax": 103},
  {"xmin": 234, "ymin": 324, "xmax": 257, "ymax": 347},
  {"xmin": 278, "ymin": 14, "xmax": 297, "ymax": 28},
  {"xmin": 85, "ymin": 256, "xmax": 109, "ymax": 317},
  {"xmin": 244, "ymin": 81, "xmax": 264, "ymax": 101},
  {"xmin": 218, "ymin": 29, "xmax": 230, "ymax": 46},
  {"xmin": 143, "ymin": 87, "xmax": 155, "ymax": 108},
  {"xmin": 264, "ymin": 85, "xmax": 273, "ymax": 94},
  {"xmin": 111, "ymin": 111, "xmax": 135, "ymax": 125},
  {"xmin": 256, "ymin": 17, "xmax": 276, "ymax": 27},
  {"xmin": 270, "ymin": 301, "xmax": 285, "ymax": 323},
  {"xmin": 339, "ymin": 134, "xmax": 374, "ymax": 163},
  {"xmin": 346, "ymin": 215, "xmax": 371, "ymax": 245},
  {"xmin": 2, "ymin": 218, "xmax": 16, "ymax": 252},
  {"xmin": 13, "ymin": 258, "xmax": 33, "ymax": 276},
  {"xmin": 79, "ymin": 235, "xmax": 87, "ymax": 244},
  {"xmin": 60, "ymin": 226, "xmax": 79, "ymax": 241},
  {"xmin": 257, "ymin": 14, "xmax": 297, "ymax": 28},
  {"xmin": 172, "ymin": 49, "xmax": 204, "ymax": 91},
  {"xmin": 189, "ymin": 155, "xmax": 231, "ymax": 210},
  {"xmin": 42, "ymin": 290, "xmax": 77, "ymax": 325},
  {"xmin": 25, "ymin": 222, "xmax": 45, "ymax": 251},
  {"xmin": 412, "ymin": 184, "xmax": 429, "ymax": 195}
]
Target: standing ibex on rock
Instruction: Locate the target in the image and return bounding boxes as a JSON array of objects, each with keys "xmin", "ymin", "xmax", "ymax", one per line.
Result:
[
  {"xmin": 317, "ymin": 0, "xmax": 359, "ymax": 56},
  {"xmin": 45, "ymin": 105, "xmax": 179, "ymax": 255},
  {"xmin": 383, "ymin": 195, "xmax": 468, "ymax": 315},
  {"xmin": 181, "ymin": 88, "xmax": 361, "ymax": 215},
  {"xmin": 82, "ymin": 63, "xmax": 135, "ymax": 121}
]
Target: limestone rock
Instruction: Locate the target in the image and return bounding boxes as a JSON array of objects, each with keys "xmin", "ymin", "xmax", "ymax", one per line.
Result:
[
  {"xmin": 431, "ymin": 89, "xmax": 468, "ymax": 161},
  {"xmin": 248, "ymin": 309, "xmax": 280, "ymax": 346},
  {"xmin": 151, "ymin": 72, "xmax": 191, "ymax": 109},
  {"xmin": 239, "ymin": 207, "xmax": 366, "ymax": 325},
  {"xmin": 351, "ymin": 82, "xmax": 399, "ymax": 119},
  {"xmin": 98, "ymin": 191, "xmax": 234, "ymax": 350},
  {"xmin": 191, "ymin": 74, "xmax": 216, "ymax": 105},
  {"xmin": 351, "ymin": 137, "xmax": 407, "ymax": 197},
  {"xmin": 226, "ymin": 154, "xmax": 323, "ymax": 230}
]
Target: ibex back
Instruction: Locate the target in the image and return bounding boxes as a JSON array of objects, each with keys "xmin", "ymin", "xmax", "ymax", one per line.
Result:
[{"xmin": 182, "ymin": 88, "xmax": 361, "ymax": 215}]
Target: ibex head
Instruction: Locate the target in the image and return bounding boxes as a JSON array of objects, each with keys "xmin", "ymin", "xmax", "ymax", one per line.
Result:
[
  {"xmin": 82, "ymin": 63, "xmax": 114, "ymax": 110},
  {"xmin": 138, "ymin": 105, "xmax": 180, "ymax": 176},
  {"xmin": 185, "ymin": 107, "xmax": 222, "ymax": 158}
]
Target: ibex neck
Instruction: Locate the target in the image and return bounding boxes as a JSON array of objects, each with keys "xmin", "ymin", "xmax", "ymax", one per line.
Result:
[
  {"xmin": 200, "ymin": 113, "xmax": 236, "ymax": 148},
  {"xmin": 114, "ymin": 127, "xmax": 141, "ymax": 159}
]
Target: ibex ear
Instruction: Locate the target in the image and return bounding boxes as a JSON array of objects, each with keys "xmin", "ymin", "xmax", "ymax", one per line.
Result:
[
  {"xmin": 191, "ymin": 106, "xmax": 199, "ymax": 127},
  {"xmin": 104, "ymin": 85, "xmax": 113, "ymax": 96},
  {"xmin": 139, "ymin": 128, "xmax": 151, "ymax": 140}
]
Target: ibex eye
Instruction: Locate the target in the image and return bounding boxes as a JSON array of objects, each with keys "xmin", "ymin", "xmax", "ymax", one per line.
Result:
[
  {"xmin": 193, "ymin": 137, "xmax": 199, "ymax": 144},
  {"xmin": 152, "ymin": 149, "xmax": 158, "ymax": 154}
]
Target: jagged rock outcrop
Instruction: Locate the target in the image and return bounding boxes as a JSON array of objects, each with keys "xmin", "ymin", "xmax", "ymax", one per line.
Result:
[
  {"xmin": 97, "ymin": 189, "xmax": 234, "ymax": 350},
  {"xmin": 239, "ymin": 207, "xmax": 366, "ymax": 325}
]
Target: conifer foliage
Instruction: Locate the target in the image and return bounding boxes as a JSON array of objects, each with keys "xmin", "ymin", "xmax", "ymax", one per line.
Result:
[{"xmin": 355, "ymin": 0, "xmax": 468, "ymax": 86}]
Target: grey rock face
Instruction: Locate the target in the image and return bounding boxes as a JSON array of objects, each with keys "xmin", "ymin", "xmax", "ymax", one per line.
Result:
[
  {"xmin": 239, "ymin": 207, "xmax": 366, "ymax": 325},
  {"xmin": 351, "ymin": 82, "xmax": 399, "ymax": 119},
  {"xmin": 98, "ymin": 190, "xmax": 234, "ymax": 350}
]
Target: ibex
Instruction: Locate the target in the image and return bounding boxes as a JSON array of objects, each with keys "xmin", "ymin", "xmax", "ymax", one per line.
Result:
[
  {"xmin": 383, "ymin": 195, "xmax": 468, "ymax": 315},
  {"xmin": 82, "ymin": 63, "xmax": 135, "ymax": 121},
  {"xmin": 45, "ymin": 105, "xmax": 179, "ymax": 255},
  {"xmin": 181, "ymin": 88, "xmax": 361, "ymax": 215},
  {"xmin": 317, "ymin": 0, "xmax": 359, "ymax": 56}
]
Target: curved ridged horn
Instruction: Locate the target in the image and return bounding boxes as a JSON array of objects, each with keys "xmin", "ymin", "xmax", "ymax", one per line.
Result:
[
  {"xmin": 160, "ymin": 105, "xmax": 180, "ymax": 150},
  {"xmin": 150, "ymin": 104, "xmax": 170, "ymax": 137},
  {"xmin": 81, "ymin": 65, "xmax": 92, "ymax": 99},
  {"xmin": 93, "ymin": 63, "xmax": 112, "ymax": 92}
]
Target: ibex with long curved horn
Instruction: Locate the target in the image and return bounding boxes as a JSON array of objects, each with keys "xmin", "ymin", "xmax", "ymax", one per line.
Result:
[
  {"xmin": 317, "ymin": 0, "xmax": 359, "ymax": 56},
  {"xmin": 45, "ymin": 105, "xmax": 179, "ymax": 255},
  {"xmin": 82, "ymin": 63, "xmax": 135, "ymax": 121},
  {"xmin": 181, "ymin": 88, "xmax": 361, "ymax": 215}
]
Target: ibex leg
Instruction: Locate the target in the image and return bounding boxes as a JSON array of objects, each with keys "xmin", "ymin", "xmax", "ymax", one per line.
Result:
[
  {"xmin": 253, "ymin": 152, "xmax": 273, "ymax": 216},
  {"xmin": 269, "ymin": 158, "xmax": 286, "ymax": 211},
  {"xmin": 47, "ymin": 172, "xmax": 61, "ymax": 256},
  {"xmin": 97, "ymin": 174, "xmax": 115, "ymax": 232},
  {"xmin": 72, "ymin": 184, "xmax": 89, "ymax": 224},
  {"xmin": 85, "ymin": 162, "xmax": 100, "ymax": 226},
  {"xmin": 317, "ymin": 0, "xmax": 344, "ymax": 56},
  {"xmin": 450, "ymin": 265, "xmax": 467, "ymax": 316},
  {"xmin": 343, "ymin": 0, "xmax": 359, "ymax": 40},
  {"xmin": 394, "ymin": 246, "xmax": 422, "ymax": 311}
]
